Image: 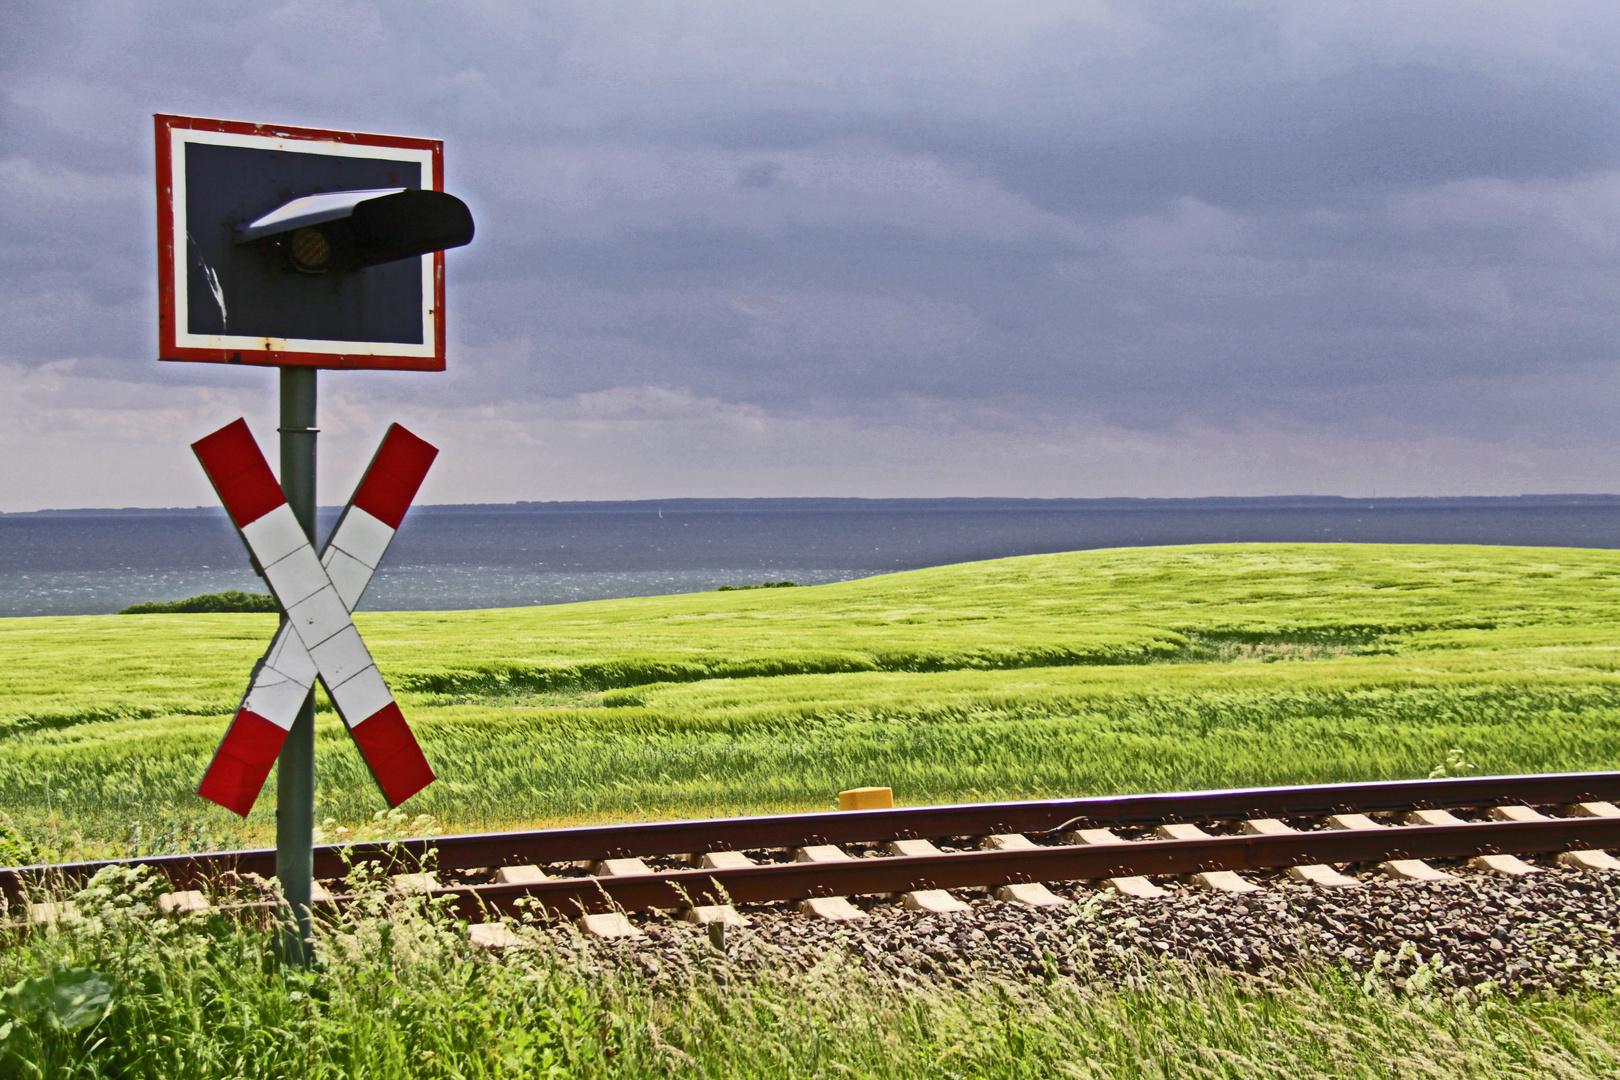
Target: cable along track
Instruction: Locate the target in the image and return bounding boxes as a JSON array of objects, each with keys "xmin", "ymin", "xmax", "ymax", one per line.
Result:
[{"xmin": 7, "ymin": 772, "xmax": 1620, "ymax": 932}]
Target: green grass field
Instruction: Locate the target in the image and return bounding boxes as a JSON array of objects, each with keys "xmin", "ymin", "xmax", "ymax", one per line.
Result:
[
  {"xmin": 8, "ymin": 541, "xmax": 1620, "ymax": 1078},
  {"xmin": 8, "ymin": 886, "xmax": 1620, "ymax": 1080},
  {"xmin": 12, "ymin": 873, "xmax": 1620, "ymax": 1080},
  {"xmin": 4, "ymin": 542, "xmax": 1620, "ymax": 862}
]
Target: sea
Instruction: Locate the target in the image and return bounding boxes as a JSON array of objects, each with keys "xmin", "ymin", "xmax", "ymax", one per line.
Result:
[{"xmin": 4, "ymin": 495, "xmax": 1620, "ymax": 617}]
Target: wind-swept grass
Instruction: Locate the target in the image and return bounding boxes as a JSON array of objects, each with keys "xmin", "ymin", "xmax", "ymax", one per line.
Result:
[
  {"xmin": 8, "ymin": 543, "xmax": 1620, "ymax": 1076},
  {"xmin": 4, "ymin": 873, "xmax": 1620, "ymax": 1079},
  {"xmin": 3, "ymin": 543, "xmax": 1620, "ymax": 858}
]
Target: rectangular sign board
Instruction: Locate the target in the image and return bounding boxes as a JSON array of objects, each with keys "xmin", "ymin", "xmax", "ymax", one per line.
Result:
[{"xmin": 155, "ymin": 114, "xmax": 447, "ymax": 371}]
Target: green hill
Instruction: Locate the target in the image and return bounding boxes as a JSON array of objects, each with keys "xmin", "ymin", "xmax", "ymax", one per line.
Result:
[{"xmin": 4, "ymin": 543, "xmax": 1620, "ymax": 859}]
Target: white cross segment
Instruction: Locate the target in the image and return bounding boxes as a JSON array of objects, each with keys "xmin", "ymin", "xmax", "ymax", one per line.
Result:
[{"xmin": 193, "ymin": 419, "xmax": 437, "ymax": 815}]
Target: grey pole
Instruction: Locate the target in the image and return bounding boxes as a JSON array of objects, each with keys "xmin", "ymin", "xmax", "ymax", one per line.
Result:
[{"xmin": 276, "ymin": 366, "xmax": 317, "ymax": 965}]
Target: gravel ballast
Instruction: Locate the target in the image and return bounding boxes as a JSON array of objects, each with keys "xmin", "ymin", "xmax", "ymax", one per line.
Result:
[{"xmin": 534, "ymin": 866, "xmax": 1620, "ymax": 995}]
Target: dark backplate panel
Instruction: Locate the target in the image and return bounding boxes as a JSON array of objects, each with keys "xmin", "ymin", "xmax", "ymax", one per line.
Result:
[{"xmin": 184, "ymin": 142, "xmax": 424, "ymax": 345}]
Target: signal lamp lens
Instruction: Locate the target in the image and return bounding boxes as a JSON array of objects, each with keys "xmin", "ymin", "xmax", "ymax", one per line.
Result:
[{"xmin": 289, "ymin": 227, "xmax": 331, "ymax": 272}]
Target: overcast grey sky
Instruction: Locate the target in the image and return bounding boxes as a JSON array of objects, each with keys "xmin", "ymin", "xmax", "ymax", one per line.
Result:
[{"xmin": 6, "ymin": 1, "xmax": 1620, "ymax": 509}]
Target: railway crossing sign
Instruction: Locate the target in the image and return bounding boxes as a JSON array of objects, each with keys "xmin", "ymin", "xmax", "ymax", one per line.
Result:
[
  {"xmin": 154, "ymin": 114, "xmax": 474, "ymax": 963},
  {"xmin": 195, "ymin": 420, "xmax": 438, "ymax": 816},
  {"xmin": 155, "ymin": 113, "xmax": 472, "ymax": 370}
]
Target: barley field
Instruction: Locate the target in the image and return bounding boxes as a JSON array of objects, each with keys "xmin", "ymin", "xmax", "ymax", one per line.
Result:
[
  {"xmin": 3, "ymin": 542, "xmax": 1620, "ymax": 862},
  {"xmin": 8, "ymin": 541, "xmax": 1620, "ymax": 1077}
]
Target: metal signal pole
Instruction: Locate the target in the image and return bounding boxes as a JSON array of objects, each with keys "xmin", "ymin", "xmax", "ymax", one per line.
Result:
[{"xmin": 276, "ymin": 366, "xmax": 317, "ymax": 965}]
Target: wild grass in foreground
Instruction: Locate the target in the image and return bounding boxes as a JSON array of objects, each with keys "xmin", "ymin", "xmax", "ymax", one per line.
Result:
[
  {"xmin": 5, "ymin": 543, "xmax": 1620, "ymax": 858},
  {"xmin": 4, "ymin": 871, "xmax": 1620, "ymax": 1079}
]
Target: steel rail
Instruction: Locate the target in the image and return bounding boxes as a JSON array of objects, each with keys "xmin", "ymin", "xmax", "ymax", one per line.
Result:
[
  {"xmin": 421, "ymin": 815, "xmax": 1620, "ymax": 920},
  {"xmin": 5, "ymin": 770, "xmax": 1619, "ymax": 904}
]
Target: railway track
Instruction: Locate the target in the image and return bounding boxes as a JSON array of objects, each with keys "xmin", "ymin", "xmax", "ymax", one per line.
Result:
[{"xmin": 7, "ymin": 771, "xmax": 1620, "ymax": 939}]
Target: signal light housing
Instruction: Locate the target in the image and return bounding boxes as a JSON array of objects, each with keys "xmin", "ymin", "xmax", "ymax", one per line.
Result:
[{"xmin": 242, "ymin": 188, "xmax": 474, "ymax": 275}]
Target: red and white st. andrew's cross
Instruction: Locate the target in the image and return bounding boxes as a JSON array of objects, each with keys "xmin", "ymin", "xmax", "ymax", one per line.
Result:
[{"xmin": 192, "ymin": 419, "xmax": 437, "ymax": 816}]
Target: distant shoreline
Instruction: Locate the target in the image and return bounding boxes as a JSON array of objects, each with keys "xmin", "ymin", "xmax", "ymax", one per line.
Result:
[
  {"xmin": 8, "ymin": 497, "xmax": 1620, "ymax": 616},
  {"xmin": 10, "ymin": 493, "xmax": 1620, "ymax": 518}
]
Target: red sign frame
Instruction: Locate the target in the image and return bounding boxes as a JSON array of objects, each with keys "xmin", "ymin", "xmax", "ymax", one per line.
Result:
[{"xmin": 155, "ymin": 114, "xmax": 447, "ymax": 371}]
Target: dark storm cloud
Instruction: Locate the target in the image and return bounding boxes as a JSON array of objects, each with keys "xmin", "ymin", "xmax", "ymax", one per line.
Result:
[{"xmin": 7, "ymin": 1, "xmax": 1620, "ymax": 507}]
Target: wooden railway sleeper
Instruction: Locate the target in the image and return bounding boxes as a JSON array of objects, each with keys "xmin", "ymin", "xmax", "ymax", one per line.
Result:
[
  {"xmin": 792, "ymin": 843, "xmax": 866, "ymax": 921},
  {"xmin": 1404, "ymin": 810, "xmax": 1538, "ymax": 876},
  {"xmin": 676, "ymin": 852, "xmax": 752, "ymax": 927},
  {"xmin": 1493, "ymin": 805, "xmax": 1620, "ymax": 871},
  {"xmin": 1060, "ymin": 828, "xmax": 1168, "ymax": 899},
  {"xmin": 883, "ymin": 839, "xmax": 971, "ymax": 913},
  {"xmin": 1325, "ymin": 814, "xmax": 1456, "ymax": 882},
  {"xmin": 1240, "ymin": 820, "xmax": 1360, "ymax": 887},
  {"xmin": 976, "ymin": 835, "xmax": 1068, "ymax": 906},
  {"xmin": 1153, "ymin": 824, "xmax": 1261, "ymax": 893}
]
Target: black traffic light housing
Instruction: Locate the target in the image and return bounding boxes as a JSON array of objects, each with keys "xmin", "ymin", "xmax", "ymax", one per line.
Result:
[{"xmin": 240, "ymin": 188, "xmax": 474, "ymax": 275}]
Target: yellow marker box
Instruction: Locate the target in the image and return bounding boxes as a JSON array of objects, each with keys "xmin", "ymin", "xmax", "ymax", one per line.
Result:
[{"xmin": 839, "ymin": 787, "xmax": 894, "ymax": 811}]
